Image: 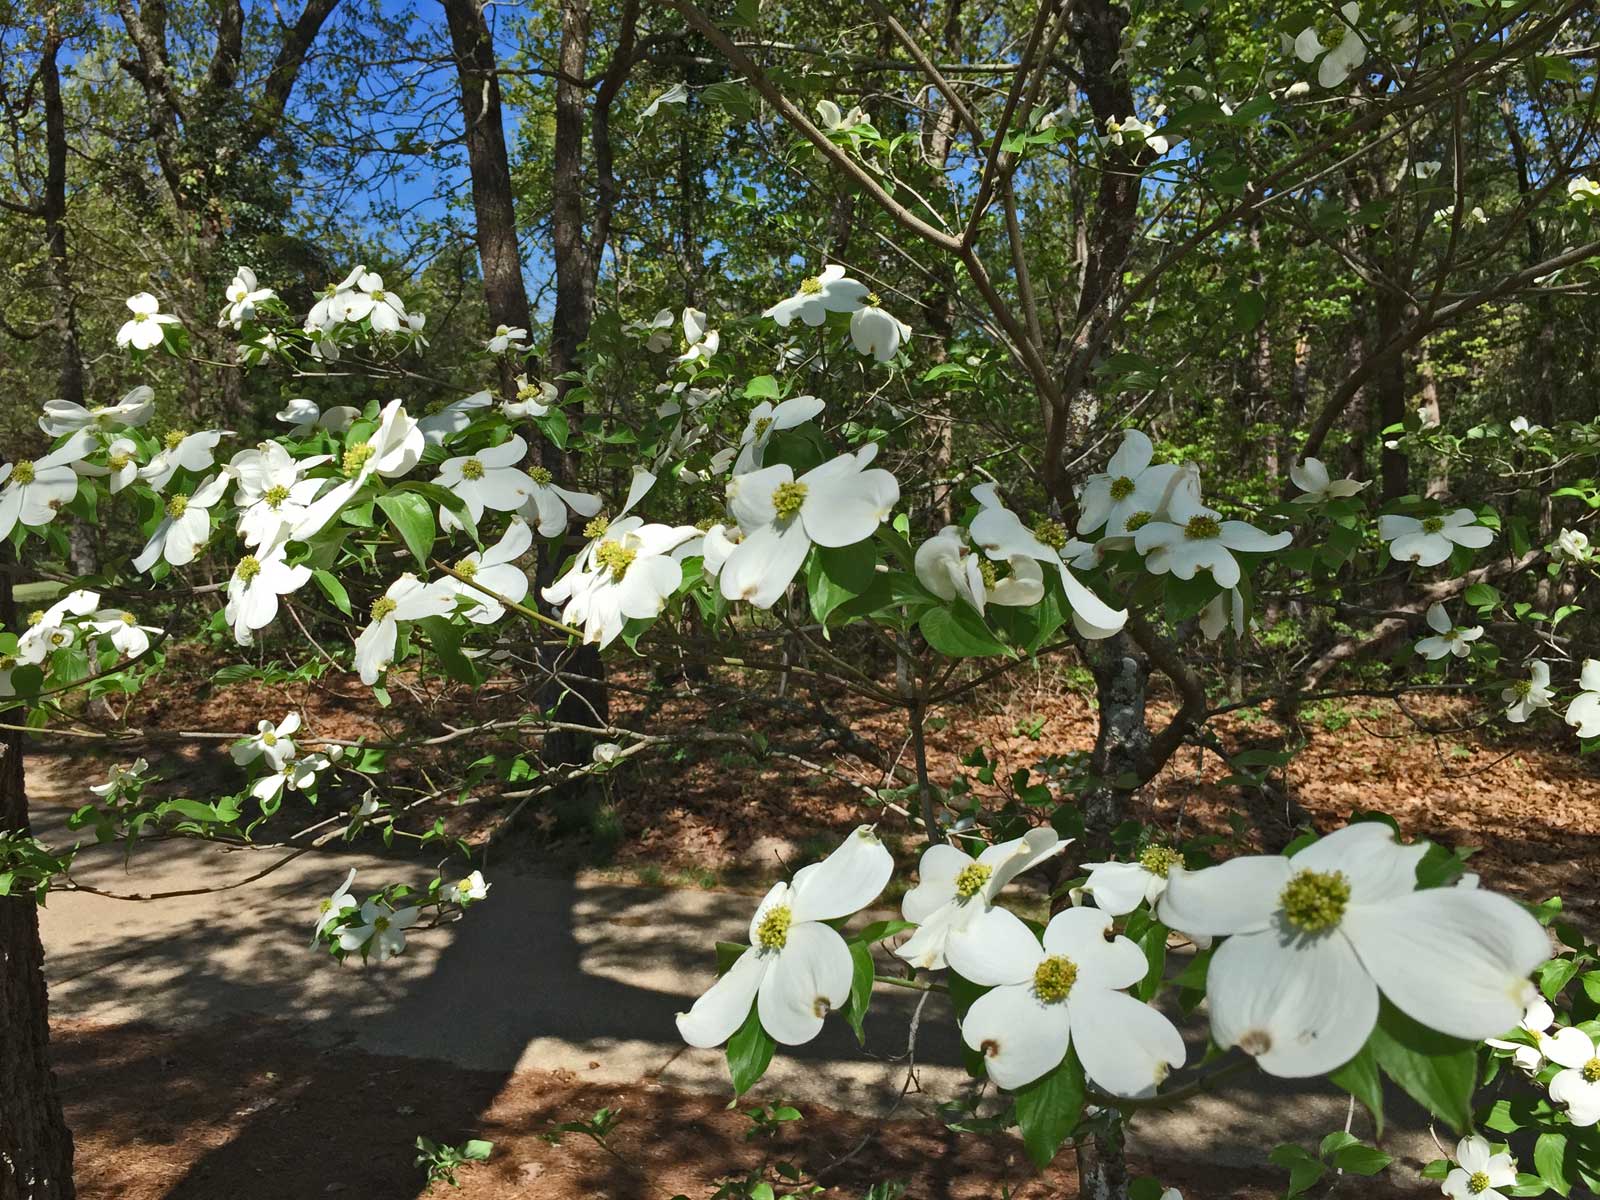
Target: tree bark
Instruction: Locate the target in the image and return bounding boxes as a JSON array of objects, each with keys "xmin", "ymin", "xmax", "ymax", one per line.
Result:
[{"xmin": 0, "ymin": 564, "xmax": 76, "ymax": 1200}]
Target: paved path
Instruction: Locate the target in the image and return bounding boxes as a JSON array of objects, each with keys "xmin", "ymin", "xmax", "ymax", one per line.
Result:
[{"xmin": 30, "ymin": 756, "xmax": 1440, "ymax": 1174}]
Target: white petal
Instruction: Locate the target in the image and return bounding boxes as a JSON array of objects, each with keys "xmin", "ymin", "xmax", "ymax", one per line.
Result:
[
  {"xmin": 961, "ymin": 982, "xmax": 1072, "ymax": 1090},
  {"xmin": 790, "ymin": 826, "xmax": 894, "ymax": 922},
  {"xmin": 1207, "ymin": 926, "xmax": 1378, "ymax": 1077},
  {"xmin": 1343, "ymin": 888, "xmax": 1547, "ymax": 1041},
  {"xmin": 946, "ymin": 904, "xmax": 1044, "ymax": 986},
  {"xmin": 719, "ymin": 520, "xmax": 809, "ymax": 608},
  {"xmin": 676, "ymin": 947, "xmax": 769, "ymax": 1048},
  {"xmin": 1069, "ymin": 985, "xmax": 1185, "ymax": 1097},
  {"xmin": 1545, "ymin": 1027, "xmax": 1598, "ymax": 1070},
  {"xmin": 1042, "ymin": 907, "xmax": 1148, "ymax": 991},
  {"xmin": 980, "ymin": 828, "xmax": 1064, "ymax": 897},
  {"xmin": 901, "ymin": 844, "xmax": 972, "ymax": 923},
  {"xmin": 798, "ymin": 461, "xmax": 898, "ymax": 547},
  {"xmin": 757, "ymin": 922, "xmax": 853, "ymax": 1045},
  {"xmin": 1156, "ymin": 856, "xmax": 1290, "ymax": 936},
  {"xmin": 1288, "ymin": 822, "xmax": 1426, "ymax": 907},
  {"xmin": 1084, "ymin": 861, "xmax": 1159, "ymax": 917}
]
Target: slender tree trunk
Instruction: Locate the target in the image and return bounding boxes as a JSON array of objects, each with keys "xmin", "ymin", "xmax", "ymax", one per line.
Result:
[
  {"xmin": 0, "ymin": 563, "xmax": 76, "ymax": 1200},
  {"xmin": 1373, "ymin": 289, "xmax": 1409, "ymax": 501}
]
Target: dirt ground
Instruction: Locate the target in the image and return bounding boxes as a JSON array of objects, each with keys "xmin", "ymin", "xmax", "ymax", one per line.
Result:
[
  {"xmin": 55, "ymin": 1018, "xmax": 1428, "ymax": 1200},
  {"xmin": 41, "ymin": 649, "xmax": 1598, "ymax": 1198}
]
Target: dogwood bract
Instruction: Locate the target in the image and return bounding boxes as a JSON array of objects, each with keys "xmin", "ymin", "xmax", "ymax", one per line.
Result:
[
  {"xmin": 224, "ymin": 542, "xmax": 312, "ymax": 645},
  {"xmin": 141, "ymin": 429, "xmax": 227, "ymax": 491},
  {"xmin": 0, "ymin": 431, "xmax": 89, "ymax": 539},
  {"xmin": 339, "ymin": 898, "xmax": 418, "ymax": 961},
  {"xmin": 219, "ymin": 266, "xmax": 276, "ymax": 328},
  {"xmin": 947, "ymin": 905, "xmax": 1186, "ymax": 1094},
  {"xmin": 914, "ymin": 526, "xmax": 1044, "ymax": 616},
  {"xmin": 86, "ymin": 608, "xmax": 161, "ymax": 658},
  {"xmin": 1485, "ymin": 997, "xmax": 1557, "ymax": 1074},
  {"xmin": 232, "ymin": 713, "xmax": 303, "ymax": 770},
  {"xmin": 546, "ymin": 518, "xmax": 698, "ymax": 647},
  {"xmin": 1135, "ymin": 487, "xmax": 1290, "ymax": 589},
  {"xmin": 1076, "ymin": 431, "xmax": 1183, "ymax": 537},
  {"xmin": 312, "ymin": 868, "xmax": 359, "ymax": 945},
  {"xmin": 295, "ymin": 400, "xmax": 424, "ymax": 538},
  {"xmin": 447, "ymin": 518, "xmax": 532, "ymax": 625},
  {"xmin": 40, "ymin": 386, "xmax": 154, "ymax": 436},
  {"xmin": 1414, "ymin": 603, "xmax": 1483, "ymax": 660},
  {"xmin": 1290, "ymin": 457, "xmax": 1368, "ymax": 502},
  {"xmin": 677, "ymin": 826, "xmax": 893, "ymax": 1047},
  {"xmin": 444, "ymin": 871, "xmax": 490, "ymax": 903},
  {"xmin": 719, "ymin": 446, "xmax": 900, "ymax": 608},
  {"xmin": 849, "ymin": 296, "xmax": 909, "ymax": 362},
  {"xmin": 895, "ymin": 829, "xmax": 1063, "ymax": 970},
  {"xmin": 1292, "ymin": 2, "xmax": 1367, "ymax": 88},
  {"xmin": 1082, "ymin": 847, "xmax": 1185, "ymax": 916},
  {"xmin": 1379, "ymin": 509, "xmax": 1493, "ymax": 566},
  {"xmin": 436, "ymin": 435, "xmax": 534, "ymax": 531},
  {"xmin": 1547, "ymin": 1028, "xmax": 1600, "ymax": 1126},
  {"xmin": 1157, "ymin": 822, "xmax": 1548, "ymax": 1077},
  {"xmin": 732, "ymin": 396, "xmax": 824, "ymax": 474},
  {"xmin": 486, "ymin": 324, "xmax": 529, "ymax": 354}
]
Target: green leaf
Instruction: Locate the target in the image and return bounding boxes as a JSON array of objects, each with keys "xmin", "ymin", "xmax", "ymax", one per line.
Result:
[
  {"xmin": 312, "ymin": 568, "xmax": 351, "ymax": 615},
  {"xmin": 744, "ymin": 375, "xmax": 781, "ymax": 400},
  {"xmin": 1269, "ymin": 1144, "xmax": 1327, "ymax": 1197},
  {"xmin": 416, "ymin": 616, "xmax": 481, "ymax": 685},
  {"xmin": 1370, "ymin": 999, "xmax": 1476, "ymax": 1134},
  {"xmin": 461, "ymin": 1140, "xmax": 494, "ymax": 1162},
  {"xmin": 855, "ymin": 919, "xmax": 916, "ymax": 945},
  {"xmin": 376, "ymin": 491, "xmax": 436, "ymax": 565},
  {"xmin": 818, "ymin": 540, "xmax": 877, "ymax": 595},
  {"xmin": 1329, "ymin": 1042, "xmax": 1385, "ymax": 1136},
  {"xmin": 1013, "ymin": 1048, "xmax": 1086, "ymax": 1168},
  {"xmin": 1536, "ymin": 1132, "xmax": 1571, "ymax": 1196},
  {"xmin": 1322, "ymin": 1133, "xmax": 1391, "ymax": 1176},
  {"xmin": 844, "ymin": 939, "xmax": 874, "ymax": 1044},
  {"xmin": 919, "ymin": 605, "xmax": 1009, "ymax": 658},
  {"xmin": 726, "ymin": 1004, "xmax": 775, "ymax": 1096}
]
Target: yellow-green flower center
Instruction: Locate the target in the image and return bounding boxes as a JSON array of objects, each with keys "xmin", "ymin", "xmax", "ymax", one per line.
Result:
[
  {"xmin": 1584, "ymin": 1057, "xmax": 1600, "ymax": 1083},
  {"xmin": 50, "ymin": 631, "xmax": 66, "ymax": 646},
  {"xmin": 107, "ymin": 453, "xmax": 131, "ymax": 471},
  {"xmin": 756, "ymin": 904, "xmax": 792, "ymax": 950},
  {"xmin": 1421, "ymin": 516, "xmax": 1445, "ymax": 534},
  {"xmin": 1032, "ymin": 954, "xmax": 1078, "ymax": 1003},
  {"xmin": 120, "ymin": 612, "xmax": 137, "ymax": 626},
  {"xmin": 453, "ymin": 557, "xmax": 478, "ymax": 579},
  {"xmin": 528, "ymin": 466, "xmax": 553, "ymax": 486},
  {"xmin": 516, "ymin": 381, "xmax": 542, "ymax": 401},
  {"xmin": 594, "ymin": 540, "xmax": 636, "ymax": 581},
  {"xmin": 772, "ymin": 481, "xmax": 808, "ymax": 519},
  {"xmin": 0, "ymin": 654, "xmax": 13, "ymax": 669},
  {"xmin": 236, "ymin": 555, "xmax": 261, "ymax": 583},
  {"xmin": 370, "ymin": 596, "xmax": 398, "ymax": 621},
  {"xmin": 753, "ymin": 417, "xmax": 774, "ymax": 438},
  {"xmin": 1125, "ymin": 511, "xmax": 1153, "ymax": 532},
  {"xmin": 1184, "ymin": 515, "xmax": 1222, "ymax": 540},
  {"xmin": 319, "ymin": 897, "xmax": 335, "ymax": 914},
  {"xmin": 455, "ymin": 878, "xmax": 473, "ymax": 897},
  {"xmin": 166, "ymin": 495, "xmax": 189, "ymax": 519},
  {"xmin": 1109, "ymin": 475, "xmax": 1136, "ymax": 501},
  {"xmin": 978, "ymin": 558, "xmax": 998, "ymax": 588},
  {"xmin": 11, "ymin": 461, "xmax": 36, "ymax": 485},
  {"xmin": 373, "ymin": 915, "xmax": 390, "ymax": 932},
  {"xmin": 1139, "ymin": 846, "xmax": 1181, "ymax": 878},
  {"xmin": 954, "ymin": 862, "xmax": 993, "ymax": 900},
  {"xmin": 1032, "ymin": 518, "xmax": 1067, "ymax": 551},
  {"xmin": 460, "ymin": 458, "xmax": 485, "ymax": 481},
  {"xmin": 262, "ymin": 730, "xmax": 278, "ymax": 746},
  {"xmin": 584, "ymin": 514, "xmax": 610, "ymax": 539},
  {"xmin": 800, "ymin": 276, "xmax": 823, "ymax": 295},
  {"xmin": 866, "ymin": 292, "xmax": 881, "ymax": 306},
  {"xmin": 164, "ymin": 430, "xmax": 188, "ymax": 452},
  {"xmin": 370, "ymin": 289, "xmax": 386, "ymax": 302},
  {"xmin": 1280, "ymin": 868, "xmax": 1351, "ymax": 934},
  {"xmin": 264, "ymin": 484, "xmax": 290, "ymax": 508},
  {"xmin": 343, "ymin": 443, "xmax": 375, "ymax": 476},
  {"xmin": 1465, "ymin": 1171, "xmax": 1491, "ymax": 1195},
  {"xmin": 27, "ymin": 610, "xmax": 44, "ymax": 626}
]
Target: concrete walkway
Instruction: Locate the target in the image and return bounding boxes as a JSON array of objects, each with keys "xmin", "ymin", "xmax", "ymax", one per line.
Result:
[{"xmin": 31, "ymin": 756, "xmax": 1440, "ymax": 1174}]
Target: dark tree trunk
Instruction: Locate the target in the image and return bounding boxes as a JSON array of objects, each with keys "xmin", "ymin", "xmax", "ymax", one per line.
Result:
[{"xmin": 0, "ymin": 565, "xmax": 76, "ymax": 1200}]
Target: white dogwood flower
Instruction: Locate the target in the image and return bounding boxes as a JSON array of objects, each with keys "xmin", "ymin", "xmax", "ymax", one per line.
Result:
[
  {"xmin": 1565, "ymin": 659, "xmax": 1600, "ymax": 738},
  {"xmin": 40, "ymin": 386, "xmax": 155, "ymax": 437},
  {"xmin": 436, "ymin": 435, "xmax": 532, "ymax": 532},
  {"xmin": 849, "ymin": 295, "xmax": 910, "ymax": 362},
  {"xmin": 1441, "ymin": 1135, "xmax": 1517, "ymax": 1200},
  {"xmin": 338, "ymin": 898, "xmax": 418, "ymax": 961},
  {"xmin": 970, "ymin": 484, "xmax": 1128, "ymax": 638},
  {"xmin": 219, "ymin": 266, "xmax": 275, "ymax": 328},
  {"xmin": 719, "ymin": 446, "xmax": 899, "ymax": 608},
  {"xmin": 948, "ymin": 905, "xmax": 1186, "ymax": 1094},
  {"xmin": 503, "ymin": 377, "xmax": 556, "ymax": 421},
  {"xmin": 446, "ymin": 518, "xmax": 532, "ymax": 625},
  {"xmin": 631, "ymin": 307, "xmax": 675, "ymax": 352},
  {"xmin": 141, "ymin": 429, "xmax": 228, "ymax": 491},
  {"xmin": 733, "ymin": 396, "xmax": 824, "ymax": 475},
  {"xmin": 312, "ymin": 868, "xmax": 360, "ymax": 945},
  {"xmin": 676, "ymin": 306, "xmax": 719, "ymax": 364},
  {"xmin": 250, "ymin": 750, "xmax": 335, "ymax": 805},
  {"xmin": 1135, "ymin": 489, "xmax": 1291, "ymax": 589},
  {"xmin": 1557, "ymin": 528, "xmax": 1591, "ymax": 562},
  {"xmin": 763, "ymin": 264, "xmax": 868, "ymax": 327},
  {"xmin": 232, "ymin": 712, "xmax": 302, "ymax": 770},
  {"xmin": 915, "ymin": 526, "xmax": 1044, "ymax": 616},
  {"xmin": 418, "ymin": 390, "xmax": 493, "ymax": 446},
  {"xmin": 1503, "ymin": 660, "xmax": 1554, "ymax": 723},
  {"xmin": 1157, "ymin": 822, "xmax": 1548, "ymax": 1077},
  {"xmin": 1082, "ymin": 846, "xmax": 1185, "ymax": 916},
  {"xmin": 85, "ymin": 608, "xmax": 161, "ymax": 658},
  {"xmin": 75, "ymin": 435, "xmax": 142, "ymax": 494},
  {"xmin": 224, "ymin": 542, "xmax": 312, "ymax": 644},
  {"xmin": 516, "ymin": 462, "xmax": 601, "ymax": 538},
  {"xmin": 1485, "ymin": 997, "xmax": 1557, "ymax": 1074},
  {"xmin": 548, "ymin": 518, "xmax": 698, "ymax": 647},
  {"xmin": 1290, "ymin": 457, "xmax": 1368, "ymax": 502},
  {"xmin": 677, "ymin": 827, "xmax": 893, "ymax": 1047},
  {"xmin": 1414, "ymin": 603, "xmax": 1483, "ymax": 660},
  {"xmin": 1379, "ymin": 509, "xmax": 1493, "ymax": 566},
  {"xmin": 89, "ymin": 758, "xmax": 150, "ymax": 797},
  {"xmin": 895, "ymin": 829, "xmax": 1063, "ymax": 970},
  {"xmin": 276, "ymin": 398, "xmax": 359, "ymax": 437},
  {"xmin": 486, "ymin": 324, "xmax": 530, "ymax": 354},
  {"xmin": 1198, "ymin": 587, "xmax": 1248, "ymax": 641},
  {"xmin": 339, "ymin": 271, "xmax": 408, "ymax": 334},
  {"xmin": 1293, "ymin": 2, "xmax": 1367, "ymax": 88},
  {"xmin": 639, "ymin": 82, "xmax": 688, "ymax": 120},
  {"xmin": 305, "ymin": 265, "xmax": 366, "ymax": 331},
  {"xmin": 443, "ymin": 870, "xmax": 490, "ymax": 904},
  {"xmin": 294, "ymin": 400, "xmax": 425, "ymax": 539},
  {"xmin": 132, "ymin": 474, "xmax": 229, "ymax": 571},
  {"xmin": 355, "ymin": 574, "xmax": 456, "ymax": 685},
  {"xmin": 0, "ymin": 432, "xmax": 90, "ymax": 540},
  {"xmin": 1077, "ymin": 431, "xmax": 1185, "ymax": 536},
  {"xmin": 1548, "ymin": 1028, "xmax": 1600, "ymax": 1127},
  {"xmin": 115, "ymin": 292, "xmax": 178, "ymax": 350}
]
